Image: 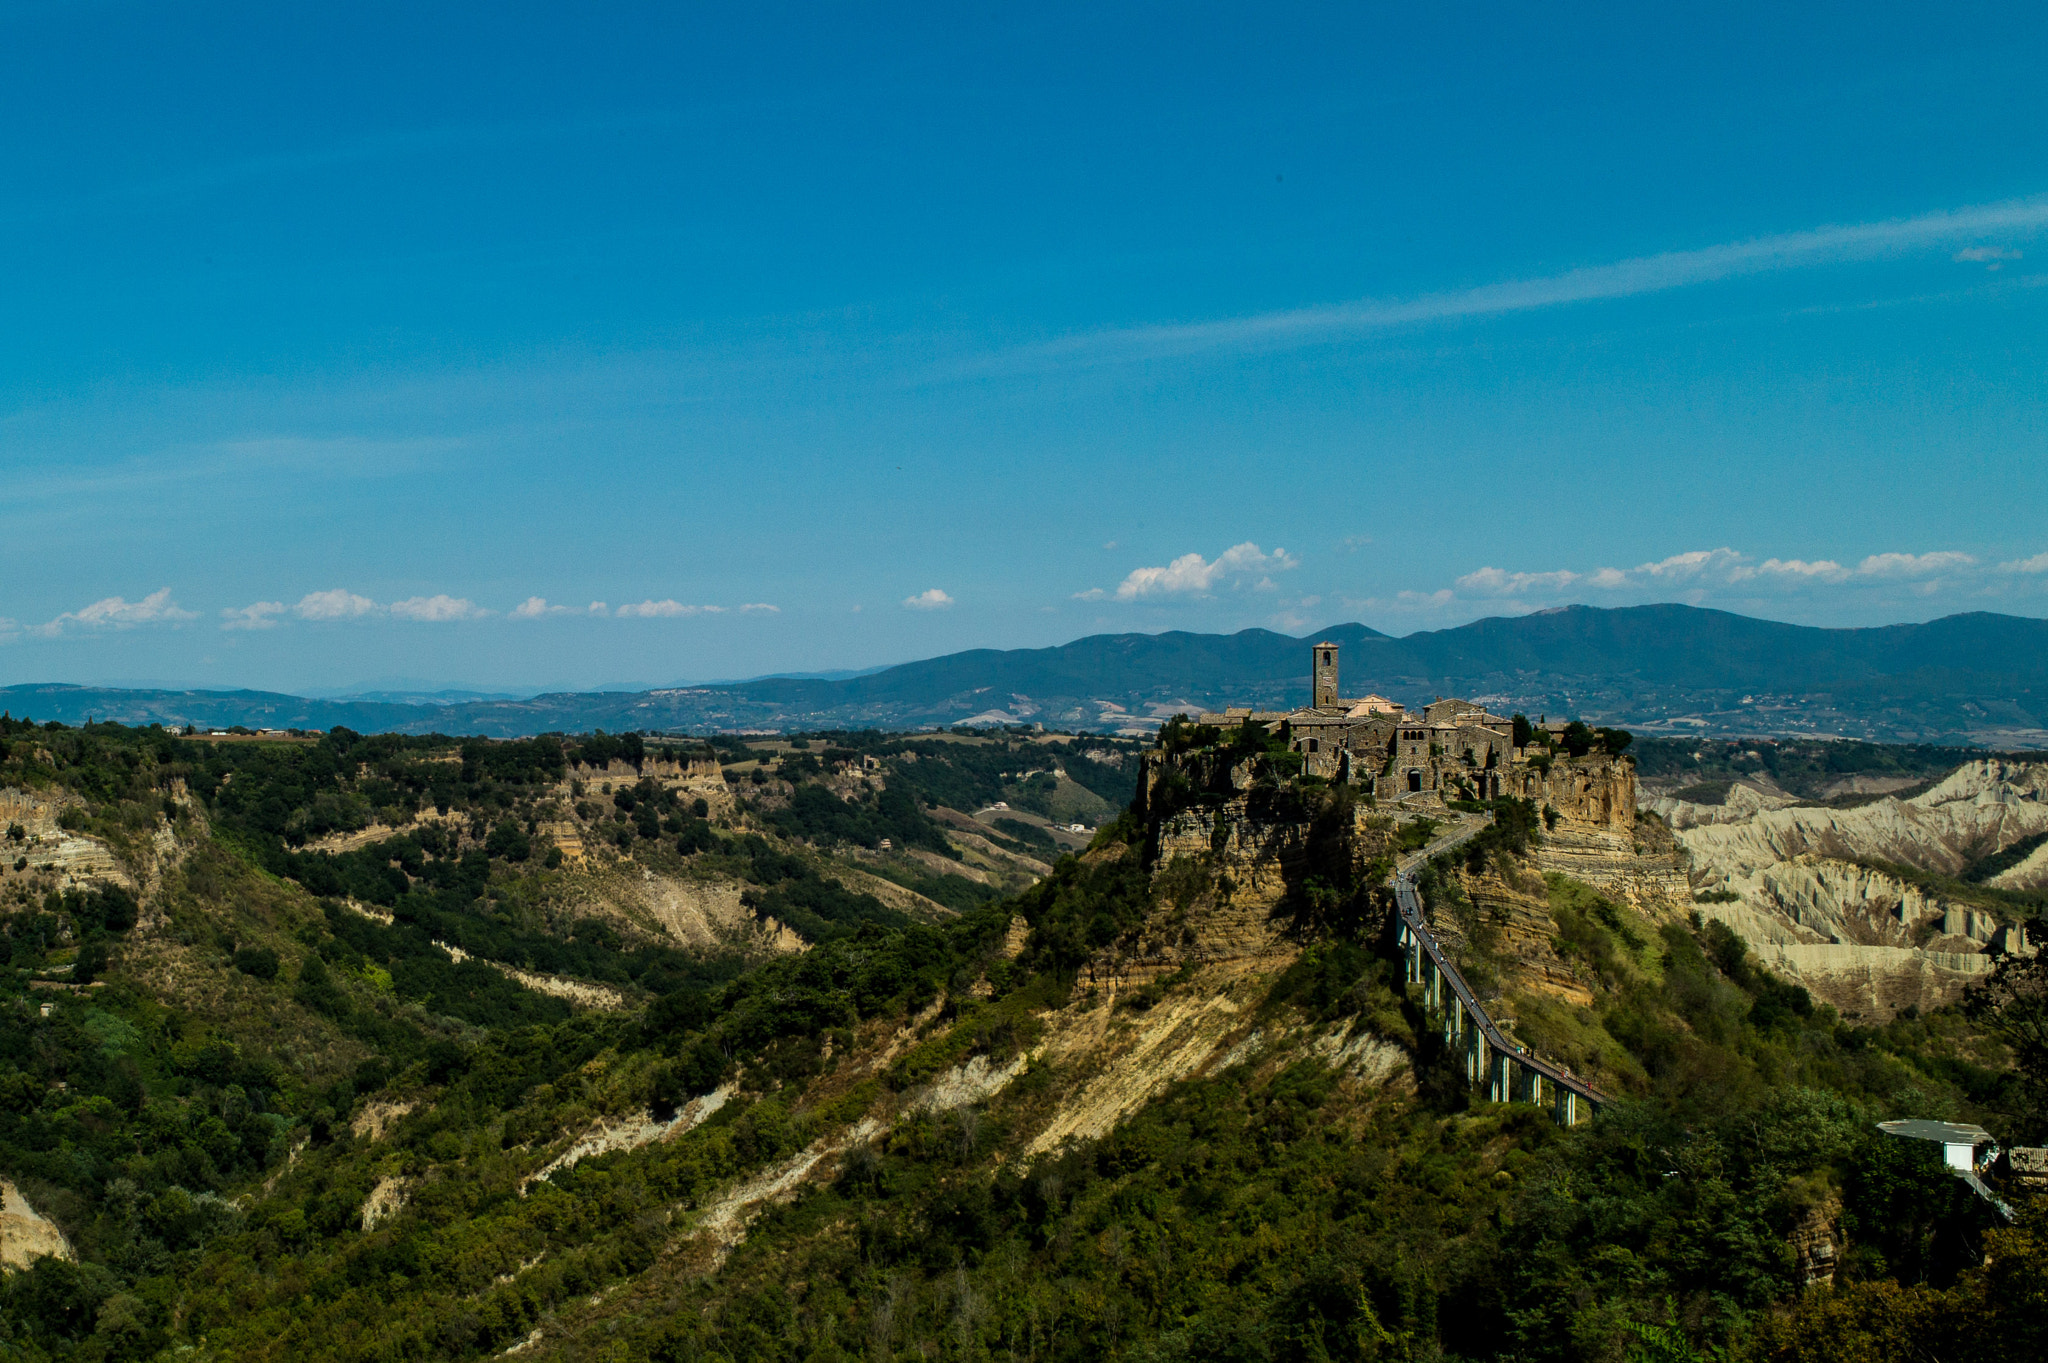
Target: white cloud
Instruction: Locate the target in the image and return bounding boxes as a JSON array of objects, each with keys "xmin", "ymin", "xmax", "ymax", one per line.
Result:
[
  {"xmin": 36, "ymin": 587, "xmax": 197, "ymax": 636},
  {"xmin": 1414, "ymin": 545, "xmax": 1997, "ymax": 618},
  {"xmin": 1956, "ymin": 246, "xmax": 2023, "ymax": 269},
  {"xmin": 1630, "ymin": 548, "xmax": 1747, "ymax": 581},
  {"xmin": 1854, "ymin": 551, "xmax": 1975, "ymax": 578},
  {"xmin": 1465, "ymin": 548, "xmax": 1752, "ymax": 598},
  {"xmin": 0, "ymin": 617, "xmax": 20, "ymax": 642},
  {"xmin": 588, "ymin": 601, "xmax": 609, "ymax": 616},
  {"xmin": 1111, "ymin": 542, "xmax": 1298, "ymax": 600},
  {"xmin": 2000, "ymin": 552, "xmax": 2048, "ymax": 574},
  {"xmin": 221, "ymin": 601, "xmax": 286, "ymax": 631},
  {"xmin": 390, "ymin": 594, "xmax": 489, "ymax": 621},
  {"xmin": 903, "ymin": 589, "xmax": 955, "ymax": 611},
  {"xmin": 511, "ymin": 596, "xmax": 562, "ymax": 619},
  {"xmin": 1754, "ymin": 557, "xmax": 1850, "ymax": 581},
  {"xmin": 739, "ymin": 602, "xmax": 780, "ymax": 613},
  {"xmin": 296, "ymin": 588, "xmax": 379, "ymax": 620},
  {"xmin": 1457, "ymin": 566, "xmax": 1580, "ymax": 597},
  {"xmin": 616, "ymin": 600, "xmax": 722, "ymax": 618}
]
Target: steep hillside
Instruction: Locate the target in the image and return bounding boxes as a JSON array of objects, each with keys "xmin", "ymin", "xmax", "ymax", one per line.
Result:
[{"xmin": 2, "ymin": 718, "xmax": 2042, "ymax": 1362}]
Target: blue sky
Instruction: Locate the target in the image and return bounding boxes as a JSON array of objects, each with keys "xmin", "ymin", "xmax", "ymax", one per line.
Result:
[{"xmin": 3, "ymin": 1, "xmax": 2046, "ymax": 693}]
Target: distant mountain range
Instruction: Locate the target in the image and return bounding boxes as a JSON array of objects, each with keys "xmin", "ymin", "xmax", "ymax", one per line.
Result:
[{"xmin": 5, "ymin": 605, "xmax": 2046, "ymax": 746}]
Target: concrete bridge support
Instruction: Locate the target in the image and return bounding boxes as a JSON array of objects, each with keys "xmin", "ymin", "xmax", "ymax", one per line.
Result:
[{"xmin": 1393, "ymin": 824, "xmax": 1601, "ymax": 1127}]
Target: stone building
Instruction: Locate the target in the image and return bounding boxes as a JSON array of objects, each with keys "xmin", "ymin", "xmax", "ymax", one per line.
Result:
[{"xmin": 1197, "ymin": 642, "xmax": 1522, "ymax": 803}]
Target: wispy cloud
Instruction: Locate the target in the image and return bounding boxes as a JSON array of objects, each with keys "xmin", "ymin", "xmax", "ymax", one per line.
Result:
[
  {"xmin": 221, "ymin": 601, "xmax": 287, "ymax": 631},
  {"xmin": 739, "ymin": 602, "xmax": 780, "ymax": 613},
  {"xmin": 34, "ymin": 588, "xmax": 197, "ymax": 637},
  {"xmin": 1956, "ymin": 245, "xmax": 2023, "ymax": 269},
  {"xmin": 1351, "ymin": 588, "xmax": 1456, "ymax": 615},
  {"xmin": 903, "ymin": 589, "xmax": 955, "ymax": 611},
  {"xmin": 1084, "ymin": 542, "xmax": 1299, "ymax": 601},
  {"xmin": 2001, "ymin": 552, "xmax": 2048, "ymax": 575},
  {"xmin": 1002, "ymin": 195, "xmax": 2048, "ymax": 367},
  {"xmin": 0, "ymin": 436, "xmax": 460, "ymax": 510},
  {"xmin": 390, "ymin": 594, "xmax": 489, "ymax": 622}
]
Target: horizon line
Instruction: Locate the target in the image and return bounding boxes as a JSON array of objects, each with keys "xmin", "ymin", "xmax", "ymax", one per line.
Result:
[{"xmin": 3, "ymin": 601, "xmax": 2040, "ymax": 702}]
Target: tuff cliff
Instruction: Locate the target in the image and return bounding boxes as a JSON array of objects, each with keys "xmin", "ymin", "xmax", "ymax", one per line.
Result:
[
  {"xmin": 1130, "ymin": 749, "xmax": 1407, "ymax": 971},
  {"xmin": 1130, "ymin": 744, "xmax": 1682, "ymax": 972}
]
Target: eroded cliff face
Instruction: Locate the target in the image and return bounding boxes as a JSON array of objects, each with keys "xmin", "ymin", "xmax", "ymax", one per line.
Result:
[
  {"xmin": 1134, "ymin": 748, "xmax": 1667, "ymax": 971},
  {"xmin": 1428, "ymin": 854, "xmax": 1599, "ymax": 1010},
  {"xmin": 1529, "ymin": 813, "xmax": 1692, "ymax": 922},
  {"xmin": 1664, "ymin": 760, "xmax": 2048, "ymax": 1021},
  {"xmin": 1505, "ymin": 754, "xmax": 1639, "ymax": 833},
  {"xmin": 0, "ymin": 1180, "xmax": 73, "ymax": 1271},
  {"xmin": 1679, "ymin": 760, "xmax": 2048, "ymax": 882},
  {"xmin": 1130, "ymin": 753, "xmax": 1407, "ymax": 974},
  {"xmin": 1493, "ymin": 758, "xmax": 1693, "ymax": 921},
  {"xmin": 0, "ymin": 786, "xmax": 124, "ymax": 887}
]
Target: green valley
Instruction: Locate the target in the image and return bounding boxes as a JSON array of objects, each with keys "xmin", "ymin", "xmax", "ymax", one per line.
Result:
[{"xmin": 0, "ymin": 713, "xmax": 2044, "ymax": 1362}]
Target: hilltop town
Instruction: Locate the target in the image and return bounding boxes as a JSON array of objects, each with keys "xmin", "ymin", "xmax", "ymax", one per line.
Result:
[{"xmin": 1182, "ymin": 640, "xmax": 1637, "ymax": 823}]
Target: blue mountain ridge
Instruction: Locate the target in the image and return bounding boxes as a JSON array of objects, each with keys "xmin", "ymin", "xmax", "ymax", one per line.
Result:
[{"xmin": 4, "ymin": 604, "xmax": 2044, "ymax": 744}]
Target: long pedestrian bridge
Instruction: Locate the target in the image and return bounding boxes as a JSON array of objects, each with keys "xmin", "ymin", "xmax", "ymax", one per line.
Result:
[{"xmin": 1390, "ymin": 813, "xmax": 1607, "ymax": 1125}]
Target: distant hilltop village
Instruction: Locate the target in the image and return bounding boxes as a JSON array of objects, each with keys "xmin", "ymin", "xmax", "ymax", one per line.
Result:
[{"xmin": 1194, "ymin": 641, "xmax": 1601, "ymax": 806}]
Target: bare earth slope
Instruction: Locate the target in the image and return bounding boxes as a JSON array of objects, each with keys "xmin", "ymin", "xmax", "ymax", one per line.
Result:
[{"xmin": 1668, "ymin": 759, "xmax": 2048, "ymax": 1019}]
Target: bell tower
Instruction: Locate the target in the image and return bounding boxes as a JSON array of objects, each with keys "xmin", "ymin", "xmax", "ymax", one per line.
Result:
[{"xmin": 1312, "ymin": 641, "xmax": 1339, "ymax": 709}]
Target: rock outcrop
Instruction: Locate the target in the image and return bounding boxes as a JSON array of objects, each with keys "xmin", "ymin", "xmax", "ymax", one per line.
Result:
[
  {"xmin": 0, "ymin": 787, "xmax": 124, "ymax": 887},
  {"xmin": 1529, "ymin": 813, "xmax": 1691, "ymax": 921},
  {"xmin": 0, "ymin": 1181, "xmax": 73, "ymax": 1271},
  {"xmin": 1143, "ymin": 775, "xmax": 1405, "ymax": 973},
  {"xmin": 1506, "ymin": 755, "xmax": 1639, "ymax": 833}
]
